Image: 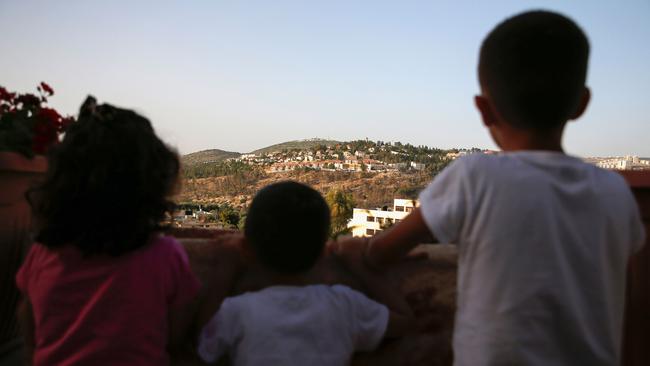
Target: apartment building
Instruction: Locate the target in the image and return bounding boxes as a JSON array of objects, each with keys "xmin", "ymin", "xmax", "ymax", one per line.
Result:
[
  {"xmin": 596, "ymin": 156, "xmax": 650, "ymax": 170},
  {"xmin": 347, "ymin": 198, "xmax": 418, "ymax": 237}
]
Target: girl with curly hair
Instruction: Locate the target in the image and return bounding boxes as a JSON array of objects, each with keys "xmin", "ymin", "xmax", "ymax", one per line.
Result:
[{"xmin": 16, "ymin": 97, "xmax": 200, "ymax": 365}]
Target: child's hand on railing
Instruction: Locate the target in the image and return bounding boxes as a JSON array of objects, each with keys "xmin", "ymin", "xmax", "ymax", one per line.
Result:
[
  {"xmin": 330, "ymin": 236, "xmax": 379, "ymax": 274},
  {"xmin": 336, "ymin": 235, "xmax": 396, "ymax": 273}
]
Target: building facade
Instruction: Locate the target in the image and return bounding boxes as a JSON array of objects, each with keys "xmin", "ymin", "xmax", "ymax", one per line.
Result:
[
  {"xmin": 347, "ymin": 198, "xmax": 418, "ymax": 237},
  {"xmin": 596, "ymin": 156, "xmax": 650, "ymax": 170}
]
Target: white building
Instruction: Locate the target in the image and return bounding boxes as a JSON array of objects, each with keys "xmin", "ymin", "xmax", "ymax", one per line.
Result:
[
  {"xmin": 410, "ymin": 161, "xmax": 426, "ymax": 170},
  {"xmin": 388, "ymin": 162, "xmax": 408, "ymax": 170},
  {"xmin": 347, "ymin": 198, "xmax": 418, "ymax": 237},
  {"xmin": 597, "ymin": 156, "xmax": 650, "ymax": 170}
]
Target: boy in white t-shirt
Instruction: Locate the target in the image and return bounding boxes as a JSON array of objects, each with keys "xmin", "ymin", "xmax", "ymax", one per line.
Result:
[
  {"xmin": 337, "ymin": 10, "xmax": 646, "ymax": 366},
  {"xmin": 197, "ymin": 181, "xmax": 413, "ymax": 366}
]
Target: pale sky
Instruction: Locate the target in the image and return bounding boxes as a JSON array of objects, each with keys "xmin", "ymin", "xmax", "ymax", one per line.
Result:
[{"xmin": 1, "ymin": 0, "xmax": 648, "ymax": 156}]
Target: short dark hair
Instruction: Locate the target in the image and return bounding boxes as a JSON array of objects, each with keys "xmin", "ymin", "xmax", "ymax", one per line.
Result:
[
  {"xmin": 245, "ymin": 181, "xmax": 330, "ymax": 274},
  {"xmin": 478, "ymin": 10, "xmax": 590, "ymax": 130},
  {"xmin": 29, "ymin": 96, "xmax": 180, "ymax": 256}
]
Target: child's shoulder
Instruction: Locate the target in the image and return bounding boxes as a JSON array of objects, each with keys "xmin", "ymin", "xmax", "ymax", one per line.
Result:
[
  {"xmin": 147, "ymin": 234, "xmax": 184, "ymax": 253},
  {"xmin": 138, "ymin": 234, "xmax": 191, "ymax": 265},
  {"xmin": 432, "ymin": 152, "xmax": 632, "ymax": 200},
  {"xmin": 328, "ymin": 284, "xmax": 368, "ymax": 297},
  {"xmin": 454, "ymin": 152, "xmax": 622, "ymax": 179},
  {"xmin": 219, "ymin": 284, "xmax": 383, "ymax": 325},
  {"xmin": 312, "ymin": 284, "xmax": 382, "ymax": 308},
  {"xmin": 228, "ymin": 284, "xmax": 366, "ymax": 304},
  {"xmin": 442, "ymin": 152, "xmax": 507, "ymax": 176}
]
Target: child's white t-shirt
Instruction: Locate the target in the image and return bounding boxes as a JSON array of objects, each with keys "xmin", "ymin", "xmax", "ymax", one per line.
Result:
[
  {"xmin": 197, "ymin": 284, "xmax": 389, "ymax": 366},
  {"xmin": 419, "ymin": 151, "xmax": 645, "ymax": 366}
]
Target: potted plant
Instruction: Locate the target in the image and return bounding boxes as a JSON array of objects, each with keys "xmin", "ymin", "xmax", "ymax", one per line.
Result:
[
  {"xmin": 0, "ymin": 83, "xmax": 73, "ymax": 360},
  {"xmin": 0, "ymin": 82, "xmax": 73, "ymax": 156}
]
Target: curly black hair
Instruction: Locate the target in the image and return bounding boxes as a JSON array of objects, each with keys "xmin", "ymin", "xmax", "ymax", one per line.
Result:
[{"xmin": 29, "ymin": 96, "xmax": 180, "ymax": 256}]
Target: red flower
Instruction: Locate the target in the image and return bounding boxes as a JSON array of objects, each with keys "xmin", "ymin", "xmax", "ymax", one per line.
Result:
[
  {"xmin": 32, "ymin": 119, "xmax": 59, "ymax": 154},
  {"xmin": 0, "ymin": 87, "xmax": 16, "ymax": 102},
  {"xmin": 38, "ymin": 107, "xmax": 62, "ymax": 122},
  {"xmin": 1, "ymin": 83, "xmax": 74, "ymax": 157},
  {"xmin": 16, "ymin": 93, "xmax": 41, "ymax": 107},
  {"xmin": 40, "ymin": 82, "xmax": 54, "ymax": 96}
]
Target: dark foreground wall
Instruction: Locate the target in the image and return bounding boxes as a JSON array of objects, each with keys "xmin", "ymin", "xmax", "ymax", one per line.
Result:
[
  {"xmin": 176, "ymin": 230, "xmax": 456, "ymax": 366},
  {"xmin": 620, "ymin": 171, "xmax": 650, "ymax": 366}
]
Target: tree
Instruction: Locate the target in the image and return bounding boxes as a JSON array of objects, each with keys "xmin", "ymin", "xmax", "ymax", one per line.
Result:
[
  {"xmin": 325, "ymin": 189, "xmax": 356, "ymax": 239},
  {"xmin": 218, "ymin": 204, "xmax": 241, "ymax": 229},
  {"xmin": 237, "ymin": 213, "xmax": 247, "ymax": 231}
]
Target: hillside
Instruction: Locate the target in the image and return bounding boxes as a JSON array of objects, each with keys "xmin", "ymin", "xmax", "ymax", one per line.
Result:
[
  {"xmin": 250, "ymin": 138, "xmax": 341, "ymax": 155},
  {"xmin": 181, "ymin": 149, "xmax": 241, "ymax": 166},
  {"xmin": 179, "ymin": 169, "xmax": 432, "ymax": 211},
  {"xmin": 179, "ymin": 138, "xmax": 453, "ymax": 210}
]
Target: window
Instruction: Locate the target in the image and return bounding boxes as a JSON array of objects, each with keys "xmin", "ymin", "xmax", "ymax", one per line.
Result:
[
  {"xmin": 395, "ymin": 206, "xmax": 404, "ymax": 212},
  {"xmin": 394, "ymin": 219, "xmax": 401, "ymax": 223},
  {"xmin": 376, "ymin": 217, "xmax": 384, "ymax": 224},
  {"xmin": 366, "ymin": 216, "xmax": 375, "ymax": 222},
  {"xmin": 366, "ymin": 229, "xmax": 374, "ymax": 235},
  {"xmin": 406, "ymin": 207, "xmax": 413, "ymax": 213},
  {"xmin": 386, "ymin": 218, "xmax": 393, "ymax": 224}
]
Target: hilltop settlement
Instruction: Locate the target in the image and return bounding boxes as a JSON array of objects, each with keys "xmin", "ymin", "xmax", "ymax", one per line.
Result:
[
  {"xmin": 177, "ymin": 138, "xmax": 650, "ymax": 231},
  {"xmin": 182, "ymin": 138, "xmax": 480, "ymax": 179}
]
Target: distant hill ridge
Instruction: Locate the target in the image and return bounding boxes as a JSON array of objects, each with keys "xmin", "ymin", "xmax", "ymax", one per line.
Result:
[
  {"xmin": 181, "ymin": 149, "xmax": 241, "ymax": 166},
  {"xmin": 183, "ymin": 138, "xmax": 341, "ymax": 165},
  {"xmin": 250, "ymin": 138, "xmax": 341, "ymax": 155}
]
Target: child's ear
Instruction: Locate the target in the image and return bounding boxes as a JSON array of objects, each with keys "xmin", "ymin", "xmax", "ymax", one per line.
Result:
[
  {"xmin": 570, "ymin": 87, "xmax": 591, "ymax": 120},
  {"xmin": 475, "ymin": 95, "xmax": 498, "ymax": 127}
]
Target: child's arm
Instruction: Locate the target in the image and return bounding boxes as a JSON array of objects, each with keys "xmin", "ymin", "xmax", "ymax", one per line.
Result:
[
  {"xmin": 366, "ymin": 158, "xmax": 472, "ymax": 270},
  {"xmin": 17, "ymin": 297, "xmax": 35, "ymax": 365},
  {"xmin": 366, "ymin": 208, "xmax": 436, "ymax": 270},
  {"xmin": 334, "ymin": 239, "xmax": 415, "ymax": 338}
]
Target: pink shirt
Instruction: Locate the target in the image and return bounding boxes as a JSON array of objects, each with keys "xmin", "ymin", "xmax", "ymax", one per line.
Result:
[{"xmin": 16, "ymin": 235, "xmax": 200, "ymax": 366}]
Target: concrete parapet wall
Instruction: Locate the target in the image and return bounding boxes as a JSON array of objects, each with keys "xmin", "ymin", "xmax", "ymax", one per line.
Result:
[
  {"xmin": 172, "ymin": 227, "xmax": 457, "ymax": 366},
  {"xmin": 170, "ymin": 170, "xmax": 650, "ymax": 365}
]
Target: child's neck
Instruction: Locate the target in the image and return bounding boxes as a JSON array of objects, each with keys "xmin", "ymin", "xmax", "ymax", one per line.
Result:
[
  {"xmin": 498, "ymin": 125, "xmax": 565, "ymax": 153},
  {"xmin": 500, "ymin": 139, "xmax": 564, "ymax": 152},
  {"xmin": 264, "ymin": 269, "xmax": 315, "ymax": 287}
]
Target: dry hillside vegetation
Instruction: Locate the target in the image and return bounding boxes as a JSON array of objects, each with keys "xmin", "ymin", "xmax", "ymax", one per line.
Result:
[{"xmin": 178, "ymin": 170, "xmax": 433, "ymax": 209}]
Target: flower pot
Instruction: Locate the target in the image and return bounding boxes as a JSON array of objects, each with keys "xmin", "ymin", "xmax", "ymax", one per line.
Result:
[{"xmin": 0, "ymin": 151, "xmax": 46, "ymax": 360}]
